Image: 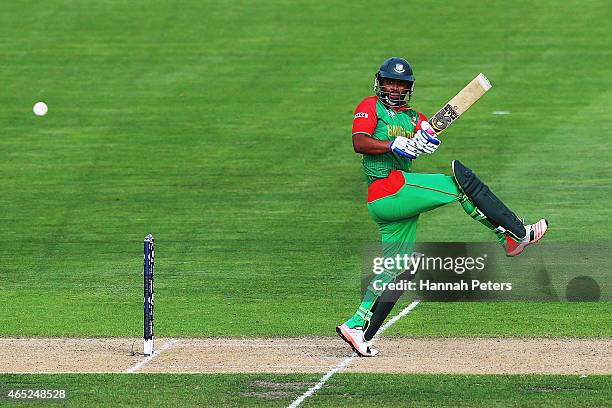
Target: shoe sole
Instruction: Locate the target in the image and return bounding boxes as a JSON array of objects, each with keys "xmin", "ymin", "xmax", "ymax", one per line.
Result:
[{"xmin": 336, "ymin": 325, "xmax": 374, "ymax": 357}]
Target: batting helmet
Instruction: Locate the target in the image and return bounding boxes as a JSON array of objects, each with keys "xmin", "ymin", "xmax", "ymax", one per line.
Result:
[{"xmin": 374, "ymin": 57, "xmax": 415, "ymax": 107}]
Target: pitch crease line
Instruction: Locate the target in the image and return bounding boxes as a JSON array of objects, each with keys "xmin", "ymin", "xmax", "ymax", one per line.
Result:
[
  {"xmin": 286, "ymin": 299, "xmax": 420, "ymax": 408},
  {"xmin": 126, "ymin": 339, "xmax": 179, "ymax": 373}
]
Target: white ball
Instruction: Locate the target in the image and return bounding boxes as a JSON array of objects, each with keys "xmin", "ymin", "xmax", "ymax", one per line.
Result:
[{"xmin": 33, "ymin": 102, "xmax": 48, "ymax": 116}]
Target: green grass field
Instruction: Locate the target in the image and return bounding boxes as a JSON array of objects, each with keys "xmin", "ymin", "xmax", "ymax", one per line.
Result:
[
  {"xmin": 0, "ymin": 0, "xmax": 610, "ymax": 406},
  {"xmin": 1, "ymin": 374, "xmax": 610, "ymax": 407}
]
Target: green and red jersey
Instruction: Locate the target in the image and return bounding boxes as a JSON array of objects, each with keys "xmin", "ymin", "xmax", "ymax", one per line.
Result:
[{"xmin": 352, "ymin": 96, "xmax": 428, "ymax": 185}]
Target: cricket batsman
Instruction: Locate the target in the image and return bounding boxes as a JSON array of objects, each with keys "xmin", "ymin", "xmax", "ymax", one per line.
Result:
[{"xmin": 336, "ymin": 57, "xmax": 549, "ymax": 357}]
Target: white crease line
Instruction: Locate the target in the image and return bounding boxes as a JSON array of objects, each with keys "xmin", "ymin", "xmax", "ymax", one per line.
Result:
[
  {"xmin": 287, "ymin": 354, "xmax": 355, "ymax": 408},
  {"xmin": 287, "ymin": 299, "xmax": 420, "ymax": 408},
  {"xmin": 125, "ymin": 339, "xmax": 179, "ymax": 373},
  {"xmin": 375, "ymin": 299, "xmax": 421, "ymax": 337}
]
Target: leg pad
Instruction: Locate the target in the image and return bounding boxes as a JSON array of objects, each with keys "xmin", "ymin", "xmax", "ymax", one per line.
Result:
[{"xmin": 452, "ymin": 160, "xmax": 526, "ymax": 239}]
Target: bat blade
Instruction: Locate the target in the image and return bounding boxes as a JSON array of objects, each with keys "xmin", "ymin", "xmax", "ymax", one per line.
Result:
[{"xmin": 429, "ymin": 73, "xmax": 492, "ymax": 133}]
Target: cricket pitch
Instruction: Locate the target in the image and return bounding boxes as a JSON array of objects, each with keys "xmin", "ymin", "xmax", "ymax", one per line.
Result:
[{"xmin": 1, "ymin": 337, "xmax": 609, "ymax": 375}]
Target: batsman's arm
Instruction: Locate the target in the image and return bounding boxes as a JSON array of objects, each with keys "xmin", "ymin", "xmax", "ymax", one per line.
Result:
[{"xmin": 352, "ymin": 132, "xmax": 391, "ymax": 154}]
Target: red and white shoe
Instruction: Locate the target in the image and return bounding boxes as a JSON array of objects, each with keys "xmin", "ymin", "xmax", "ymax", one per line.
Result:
[
  {"xmin": 505, "ymin": 219, "xmax": 549, "ymax": 257},
  {"xmin": 336, "ymin": 324, "xmax": 379, "ymax": 357}
]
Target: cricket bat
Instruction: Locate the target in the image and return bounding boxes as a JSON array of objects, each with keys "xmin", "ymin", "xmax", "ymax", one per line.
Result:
[{"xmin": 428, "ymin": 73, "xmax": 492, "ymax": 134}]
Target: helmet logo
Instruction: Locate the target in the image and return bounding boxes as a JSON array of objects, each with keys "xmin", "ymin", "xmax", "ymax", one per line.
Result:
[{"xmin": 394, "ymin": 64, "xmax": 405, "ymax": 73}]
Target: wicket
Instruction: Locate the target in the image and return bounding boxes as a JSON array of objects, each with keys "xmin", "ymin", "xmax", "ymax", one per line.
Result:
[{"xmin": 143, "ymin": 234, "xmax": 155, "ymax": 356}]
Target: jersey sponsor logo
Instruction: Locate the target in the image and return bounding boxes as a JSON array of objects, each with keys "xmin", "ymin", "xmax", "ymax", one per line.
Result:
[
  {"xmin": 394, "ymin": 64, "xmax": 405, "ymax": 73},
  {"xmin": 354, "ymin": 112, "xmax": 368, "ymax": 119}
]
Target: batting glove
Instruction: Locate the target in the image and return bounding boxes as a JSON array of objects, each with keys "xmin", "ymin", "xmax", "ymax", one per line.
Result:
[
  {"xmin": 413, "ymin": 130, "xmax": 441, "ymax": 154},
  {"xmin": 413, "ymin": 126, "xmax": 441, "ymax": 155},
  {"xmin": 389, "ymin": 136, "xmax": 420, "ymax": 159}
]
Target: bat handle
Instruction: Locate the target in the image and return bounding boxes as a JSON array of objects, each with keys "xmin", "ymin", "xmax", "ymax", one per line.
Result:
[{"xmin": 420, "ymin": 120, "xmax": 437, "ymax": 136}]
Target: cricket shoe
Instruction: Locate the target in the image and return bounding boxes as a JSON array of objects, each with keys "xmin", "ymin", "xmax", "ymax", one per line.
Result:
[
  {"xmin": 336, "ymin": 324, "xmax": 379, "ymax": 357},
  {"xmin": 505, "ymin": 218, "xmax": 549, "ymax": 257}
]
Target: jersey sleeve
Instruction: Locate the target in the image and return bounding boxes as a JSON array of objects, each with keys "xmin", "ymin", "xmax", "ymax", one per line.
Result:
[
  {"xmin": 414, "ymin": 112, "xmax": 429, "ymax": 131},
  {"xmin": 352, "ymin": 97, "xmax": 378, "ymax": 135}
]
